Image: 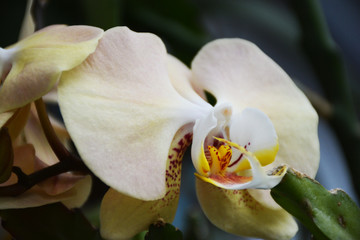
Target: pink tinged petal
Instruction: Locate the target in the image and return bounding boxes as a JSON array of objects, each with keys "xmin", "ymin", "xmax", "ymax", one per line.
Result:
[
  {"xmin": 0, "ymin": 175, "xmax": 92, "ymax": 209},
  {"xmin": 191, "ymin": 39, "xmax": 319, "ymax": 179},
  {"xmin": 167, "ymin": 54, "xmax": 210, "ymax": 108},
  {"xmin": 196, "ymin": 178, "xmax": 298, "ymax": 240},
  {"xmin": 100, "ymin": 126, "xmax": 193, "ymax": 240},
  {"xmin": 58, "ymin": 27, "xmax": 203, "ymax": 200},
  {"xmin": 0, "ymin": 145, "xmax": 92, "ymax": 209},
  {"xmin": 23, "ymin": 106, "xmax": 84, "ymax": 196},
  {"xmin": 24, "ymin": 105, "xmax": 69, "ymax": 166},
  {"xmin": 0, "ymin": 25, "xmax": 104, "ymax": 112}
]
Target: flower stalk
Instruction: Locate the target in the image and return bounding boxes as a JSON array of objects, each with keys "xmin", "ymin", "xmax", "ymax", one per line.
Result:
[{"xmin": 34, "ymin": 98, "xmax": 76, "ymax": 163}]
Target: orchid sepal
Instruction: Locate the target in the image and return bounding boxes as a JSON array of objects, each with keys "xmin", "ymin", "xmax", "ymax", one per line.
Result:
[{"xmin": 0, "ymin": 25, "xmax": 104, "ymax": 113}]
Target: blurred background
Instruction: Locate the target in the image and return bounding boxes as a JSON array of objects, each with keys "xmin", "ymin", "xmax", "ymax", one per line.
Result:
[{"xmin": 1, "ymin": 0, "xmax": 359, "ymax": 239}]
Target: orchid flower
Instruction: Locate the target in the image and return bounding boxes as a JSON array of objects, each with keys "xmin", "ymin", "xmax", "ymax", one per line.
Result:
[{"xmin": 57, "ymin": 27, "xmax": 319, "ymax": 240}]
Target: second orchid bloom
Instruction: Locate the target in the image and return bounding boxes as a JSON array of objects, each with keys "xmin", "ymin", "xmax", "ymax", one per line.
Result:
[{"xmin": 57, "ymin": 27, "xmax": 319, "ymax": 239}]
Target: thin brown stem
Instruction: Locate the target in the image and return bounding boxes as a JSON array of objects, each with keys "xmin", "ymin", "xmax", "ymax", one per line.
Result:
[{"xmin": 0, "ymin": 161, "xmax": 89, "ymax": 197}]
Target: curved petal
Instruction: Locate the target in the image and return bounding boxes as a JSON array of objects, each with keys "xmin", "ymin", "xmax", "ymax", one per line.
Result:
[
  {"xmin": 0, "ymin": 25, "xmax": 104, "ymax": 112},
  {"xmin": 0, "ymin": 145, "xmax": 92, "ymax": 209},
  {"xmin": 58, "ymin": 27, "xmax": 204, "ymax": 200},
  {"xmin": 19, "ymin": 0, "xmax": 35, "ymax": 40},
  {"xmin": 196, "ymin": 178, "xmax": 298, "ymax": 240},
  {"xmin": 2, "ymin": 104, "xmax": 30, "ymax": 140},
  {"xmin": 191, "ymin": 103, "xmax": 232, "ymax": 176},
  {"xmin": 100, "ymin": 126, "xmax": 192, "ymax": 240},
  {"xmin": 228, "ymin": 107, "xmax": 279, "ymax": 172},
  {"xmin": 191, "ymin": 109, "xmax": 216, "ymax": 176},
  {"xmin": 167, "ymin": 54, "xmax": 210, "ymax": 108},
  {"xmin": 24, "ymin": 105, "xmax": 69, "ymax": 166},
  {"xmin": 191, "ymin": 39, "xmax": 319, "ymax": 179},
  {"xmin": 0, "ymin": 112, "xmax": 14, "ymax": 127}
]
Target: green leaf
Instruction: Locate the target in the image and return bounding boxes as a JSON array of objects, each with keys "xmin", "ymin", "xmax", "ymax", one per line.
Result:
[
  {"xmin": 145, "ymin": 220, "xmax": 183, "ymax": 240},
  {"xmin": 0, "ymin": 127, "xmax": 14, "ymax": 183},
  {"xmin": 0, "ymin": 203, "xmax": 103, "ymax": 240},
  {"xmin": 271, "ymin": 168, "xmax": 360, "ymax": 240}
]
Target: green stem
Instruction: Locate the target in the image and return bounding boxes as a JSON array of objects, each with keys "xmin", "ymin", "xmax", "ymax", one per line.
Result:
[{"xmin": 290, "ymin": 0, "xmax": 360, "ymax": 198}]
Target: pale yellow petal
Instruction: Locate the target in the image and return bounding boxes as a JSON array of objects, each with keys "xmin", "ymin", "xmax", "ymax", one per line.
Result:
[
  {"xmin": 0, "ymin": 112, "xmax": 15, "ymax": 128},
  {"xmin": 0, "ymin": 175, "xmax": 91, "ymax": 209},
  {"xmin": 0, "ymin": 25, "xmax": 104, "ymax": 112},
  {"xmin": 100, "ymin": 125, "xmax": 193, "ymax": 239},
  {"xmin": 191, "ymin": 39, "xmax": 319, "ymax": 179},
  {"xmin": 19, "ymin": 0, "xmax": 35, "ymax": 40},
  {"xmin": 196, "ymin": 178, "xmax": 298, "ymax": 240},
  {"xmin": 24, "ymin": 105, "xmax": 68, "ymax": 166},
  {"xmin": 58, "ymin": 27, "xmax": 203, "ymax": 200}
]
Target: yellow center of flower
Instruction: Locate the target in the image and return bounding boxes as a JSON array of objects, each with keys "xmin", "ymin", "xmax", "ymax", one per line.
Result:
[{"xmin": 207, "ymin": 145, "xmax": 232, "ymax": 175}]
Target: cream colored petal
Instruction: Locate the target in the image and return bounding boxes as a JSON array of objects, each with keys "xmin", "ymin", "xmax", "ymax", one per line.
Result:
[
  {"xmin": 100, "ymin": 125, "xmax": 192, "ymax": 240},
  {"xmin": 191, "ymin": 39, "xmax": 319, "ymax": 179},
  {"xmin": 19, "ymin": 0, "xmax": 35, "ymax": 40},
  {"xmin": 58, "ymin": 27, "xmax": 203, "ymax": 201},
  {"xmin": 167, "ymin": 54, "xmax": 210, "ymax": 108},
  {"xmin": 196, "ymin": 178, "xmax": 298, "ymax": 240},
  {"xmin": 0, "ymin": 25, "xmax": 104, "ymax": 112},
  {"xmin": 24, "ymin": 105, "xmax": 68, "ymax": 166},
  {"xmin": 0, "ymin": 175, "xmax": 91, "ymax": 209},
  {"xmin": 23, "ymin": 105, "xmax": 85, "ymax": 196}
]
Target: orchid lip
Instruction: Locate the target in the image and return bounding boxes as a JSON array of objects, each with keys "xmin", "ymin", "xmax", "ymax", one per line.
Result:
[{"xmin": 195, "ymin": 137, "xmax": 286, "ymax": 190}]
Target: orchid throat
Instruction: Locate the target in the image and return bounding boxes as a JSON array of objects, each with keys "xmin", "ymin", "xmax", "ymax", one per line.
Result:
[{"xmin": 192, "ymin": 103, "xmax": 286, "ymax": 190}]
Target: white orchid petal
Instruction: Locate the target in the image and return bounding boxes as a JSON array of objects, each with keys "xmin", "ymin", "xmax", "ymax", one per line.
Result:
[
  {"xmin": 191, "ymin": 38, "xmax": 319, "ymax": 179},
  {"xmin": 228, "ymin": 107, "xmax": 278, "ymax": 172},
  {"xmin": 58, "ymin": 27, "xmax": 202, "ymax": 201},
  {"xmin": 191, "ymin": 110, "xmax": 217, "ymax": 176},
  {"xmin": 167, "ymin": 54, "xmax": 210, "ymax": 108}
]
